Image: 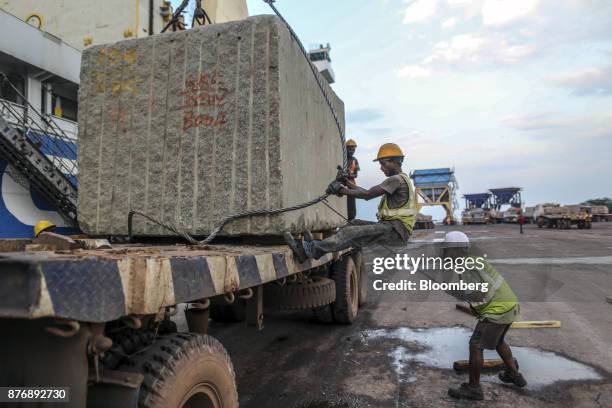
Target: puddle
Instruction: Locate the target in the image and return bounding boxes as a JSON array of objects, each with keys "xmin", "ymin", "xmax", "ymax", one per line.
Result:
[
  {"xmin": 489, "ymin": 256, "xmax": 612, "ymax": 265},
  {"xmin": 362, "ymin": 326, "xmax": 602, "ymax": 390}
]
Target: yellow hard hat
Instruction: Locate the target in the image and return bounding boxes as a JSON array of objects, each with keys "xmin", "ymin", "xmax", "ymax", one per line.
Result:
[
  {"xmin": 34, "ymin": 220, "xmax": 56, "ymax": 237},
  {"xmin": 374, "ymin": 143, "xmax": 404, "ymax": 161},
  {"xmin": 346, "ymin": 139, "xmax": 357, "ymax": 147}
]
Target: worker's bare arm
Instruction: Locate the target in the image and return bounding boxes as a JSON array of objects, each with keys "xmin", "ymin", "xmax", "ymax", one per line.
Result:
[{"xmin": 340, "ymin": 185, "xmax": 386, "ymax": 200}]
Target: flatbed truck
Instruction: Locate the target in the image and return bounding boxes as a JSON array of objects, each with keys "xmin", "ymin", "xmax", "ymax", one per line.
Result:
[{"xmin": 0, "ymin": 235, "xmax": 364, "ymax": 407}]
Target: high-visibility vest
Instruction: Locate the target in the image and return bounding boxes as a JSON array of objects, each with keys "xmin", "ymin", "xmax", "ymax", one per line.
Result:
[
  {"xmin": 348, "ymin": 158, "xmax": 358, "ymax": 179},
  {"xmin": 469, "ymin": 260, "xmax": 520, "ymax": 324},
  {"xmin": 376, "ymin": 173, "xmax": 417, "ymax": 233}
]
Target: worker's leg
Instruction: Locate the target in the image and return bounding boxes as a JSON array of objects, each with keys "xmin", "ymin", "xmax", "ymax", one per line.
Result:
[
  {"xmin": 496, "ymin": 329, "xmax": 518, "ymax": 376},
  {"xmin": 305, "ymin": 222, "xmax": 398, "ymax": 259},
  {"xmin": 468, "ymin": 320, "xmax": 514, "ymax": 387},
  {"xmin": 497, "ymin": 326, "xmax": 527, "ymax": 387},
  {"xmin": 450, "ymin": 320, "xmax": 503, "ymax": 400},
  {"xmin": 468, "ymin": 343, "xmax": 483, "ymax": 388},
  {"xmin": 347, "ymin": 196, "xmax": 357, "ymax": 221}
]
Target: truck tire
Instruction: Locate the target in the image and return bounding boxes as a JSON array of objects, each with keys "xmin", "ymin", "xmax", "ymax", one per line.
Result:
[
  {"xmin": 265, "ymin": 276, "xmax": 335, "ymax": 310},
  {"xmin": 330, "ymin": 256, "xmax": 359, "ymax": 324},
  {"xmin": 537, "ymin": 218, "xmax": 544, "ymax": 228},
  {"xmin": 351, "ymin": 250, "xmax": 367, "ymax": 306},
  {"xmin": 210, "ymin": 300, "xmax": 246, "ymax": 323},
  {"xmin": 120, "ymin": 333, "xmax": 238, "ymax": 408},
  {"xmin": 103, "ymin": 330, "xmax": 156, "ymax": 369}
]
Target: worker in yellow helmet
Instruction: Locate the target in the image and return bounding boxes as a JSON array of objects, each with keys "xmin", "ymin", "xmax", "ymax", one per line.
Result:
[
  {"xmin": 345, "ymin": 139, "xmax": 360, "ymax": 220},
  {"xmin": 285, "ymin": 143, "xmax": 416, "ymax": 262},
  {"xmin": 34, "ymin": 220, "xmax": 56, "ymax": 237}
]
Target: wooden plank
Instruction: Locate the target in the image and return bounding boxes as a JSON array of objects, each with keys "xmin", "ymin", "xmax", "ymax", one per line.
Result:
[
  {"xmin": 453, "ymin": 358, "xmax": 518, "ymax": 372},
  {"xmin": 455, "ymin": 303, "xmax": 475, "ymax": 316},
  {"xmin": 511, "ymin": 321, "xmax": 561, "ymax": 329}
]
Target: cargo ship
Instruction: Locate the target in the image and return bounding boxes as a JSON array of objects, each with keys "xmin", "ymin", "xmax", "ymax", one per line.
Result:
[{"xmin": 0, "ymin": 8, "xmax": 80, "ymax": 237}]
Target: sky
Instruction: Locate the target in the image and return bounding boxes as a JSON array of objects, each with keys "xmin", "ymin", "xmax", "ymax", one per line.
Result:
[{"xmin": 177, "ymin": 0, "xmax": 612, "ymax": 221}]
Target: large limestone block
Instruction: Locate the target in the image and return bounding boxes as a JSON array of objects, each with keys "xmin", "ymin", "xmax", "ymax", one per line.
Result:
[{"xmin": 77, "ymin": 15, "xmax": 346, "ymax": 237}]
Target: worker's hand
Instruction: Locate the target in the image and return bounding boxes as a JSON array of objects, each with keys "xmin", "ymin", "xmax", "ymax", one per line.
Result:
[
  {"xmin": 326, "ymin": 181, "xmax": 345, "ymax": 196},
  {"xmin": 335, "ymin": 165, "xmax": 350, "ymax": 183}
]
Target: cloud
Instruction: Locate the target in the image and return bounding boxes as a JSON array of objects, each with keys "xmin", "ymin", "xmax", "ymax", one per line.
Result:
[
  {"xmin": 547, "ymin": 65, "xmax": 612, "ymax": 96},
  {"xmin": 419, "ymin": 34, "xmax": 535, "ymax": 68},
  {"xmin": 396, "ymin": 64, "xmax": 431, "ymax": 78},
  {"xmin": 441, "ymin": 17, "xmax": 457, "ymax": 29},
  {"xmin": 503, "ymin": 112, "xmax": 612, "ymax": 140},
  {"xmin": 481, "ymin": 0, "xmax": 539, "ymax": 26},
  {"xmin": 403, "ymin": 0, "xmax": 439, "ymax": 24},
  {"xmin": 502, "ymin": 113, "xmax": 579, "ymax": 131},
  {"xmin": 346, "ymin": 108, "xmax": 385, "ymax": 124}
]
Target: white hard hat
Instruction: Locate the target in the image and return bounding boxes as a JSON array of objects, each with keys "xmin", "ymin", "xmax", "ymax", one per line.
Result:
[{"xmin": 443, "ymin": 231, "xmax": 470, "ymax": 247}]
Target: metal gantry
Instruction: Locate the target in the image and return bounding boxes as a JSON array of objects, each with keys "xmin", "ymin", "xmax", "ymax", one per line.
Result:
[{"xmin": 410, "ymin": 168, "xmax": 458, "ymax": 224}]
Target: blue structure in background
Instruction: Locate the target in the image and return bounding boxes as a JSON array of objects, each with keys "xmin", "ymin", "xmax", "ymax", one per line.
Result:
[
  {"xmin": 464, "ymin": 193, "xmax": 492, "ymax": 209},
  {"xmin": 0, "ymin": 160, "xmax": 77, "ymax": 238},
  {"xmin": 410, "ymin": 168, "xmax": 458, "ymax": 224},
  {"xmin": 489, "ymin": 187, "xmax": 522, "ymax": 210}
]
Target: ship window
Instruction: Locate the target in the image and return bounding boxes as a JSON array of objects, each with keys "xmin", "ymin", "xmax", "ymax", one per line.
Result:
[
  {"xmin": 309, "ymin": 52, "xmax": 326, "ymax": 62},
  {"xmin": 0, "ymin": 73, "xmax": 25, "ymax": 105},
  {"xmin": 52, "ymin": 95, "xmax": 78, "ymax": 122}
]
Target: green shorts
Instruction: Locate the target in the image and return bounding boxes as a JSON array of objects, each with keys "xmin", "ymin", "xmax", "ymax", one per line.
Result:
[{"xmin": 469, "ymin": 320, "xmax": 511, "ymax": 350}]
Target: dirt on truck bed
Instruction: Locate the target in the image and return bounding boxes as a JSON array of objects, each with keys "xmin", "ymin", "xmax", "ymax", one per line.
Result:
[{"xmin": 0, "ymin": 241, "xmax": 343, "ymax": 322}]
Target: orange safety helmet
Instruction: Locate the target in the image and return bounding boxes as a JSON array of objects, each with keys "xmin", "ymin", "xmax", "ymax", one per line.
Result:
[
  {"xmin": 346, "ymin": 139, "xmax": 358, "ymax": 148},
  {"xmin": 373, "ymin": 143, "xmax": 404, "ymax": 161}
]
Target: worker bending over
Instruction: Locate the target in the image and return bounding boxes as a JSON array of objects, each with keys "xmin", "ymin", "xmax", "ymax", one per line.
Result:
[
  {"xmin": 442, "ymin": 231, "xmax": 527, "ymax": 400},
  {"xmin": 285, "ymin": 143, "xmax": 416, "ymax": 262}
]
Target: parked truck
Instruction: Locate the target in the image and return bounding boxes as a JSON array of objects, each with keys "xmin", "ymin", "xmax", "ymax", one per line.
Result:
[
  {"xmin": 0, "ymin": 231, "xmax": 364, "ymax": 407},
  {"xmin": 591, "ymin": 205, "xmax": 609, "ymax": 222},
  {"xmin": 0, "ymin": 7, "xmax": 368, "ymax": 408},
  {"xmin": 462, "ymin": 208, "xmax": 489, "ymax": 225},
  {"xmin": 414, "ymin": 213, "xmax": 435, "ymax": 230},
  {"xmin": 503, "ymin": 207, "xmax": 520, "ymax": 224},
  {"xmin": 523, "ymin": 206, "xmax": 535, "ymax": 224},
  {"xmin": 534, "ymin": 203, "xmax": 571, "ymax": 228},
  {"xmin": 565, "ymin": 205, "xmax": 593, "ymax": 229}
]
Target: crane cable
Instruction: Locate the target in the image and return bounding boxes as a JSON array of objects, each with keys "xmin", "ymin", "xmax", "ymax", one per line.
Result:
[{"xmin": 129, "ymin": 0, "xmax": 347, "ymax": 244}]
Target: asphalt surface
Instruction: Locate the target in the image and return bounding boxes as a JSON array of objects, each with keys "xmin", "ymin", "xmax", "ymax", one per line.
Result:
[{"xmin": 199, "ymin": 223, "xmax": 612, "ymax": 407}]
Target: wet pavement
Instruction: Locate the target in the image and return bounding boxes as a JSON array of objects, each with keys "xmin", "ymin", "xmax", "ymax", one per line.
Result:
[
  {"xmin": 182, "ymin": 223, "xmax": 612, "ymax": 407},
  {"xmin": 362, "ymin": 326, "xmax": 602, "ymax": 389}
]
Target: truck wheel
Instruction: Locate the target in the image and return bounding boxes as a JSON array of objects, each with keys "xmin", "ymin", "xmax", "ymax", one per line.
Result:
[
  {"xmin": 586, "ymin": 221, "xmax": 592, "ymax": 229},
  {"xmin": 120, "ymin": 333, "xmax": 238, "ymax": 408},
  {"xmin": 210, "ymin": 300, "xmax": 246, "ymax": 323},
  {"xmin": 537, "ymin": 218, "xmax": 544, "ymax": 228},
  {"xmin": 103, "ymin": 330, "xmax": 156, "ymax": 369},
  {"xmin": 330, "ymin": 256, "xmax": 359, "ymax": 324},
  {"xmin": 265, "ymin": 276, "xmax": 335, "ymax": 310},
  {"xmin": 352, "ymin": 250, "xmax": 367, "ymax": 306}
]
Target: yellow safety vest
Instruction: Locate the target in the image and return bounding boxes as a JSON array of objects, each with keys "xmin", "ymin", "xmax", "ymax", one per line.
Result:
[
  {"xmin": 470, "ymin": 260, "xmax": 520, "ymax": 324},
  {"xmin": 377, "ymin": 173, "xmax": 417, "ymax": 234}
]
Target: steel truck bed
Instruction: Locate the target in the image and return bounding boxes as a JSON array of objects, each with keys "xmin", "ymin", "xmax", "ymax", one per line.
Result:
[{"xmin": 0, "ymin": 242, "xmax": 343, "ymax": 323}]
